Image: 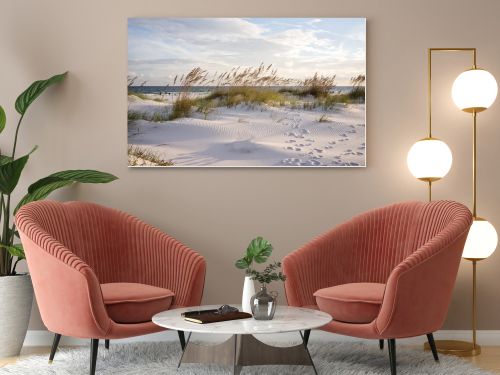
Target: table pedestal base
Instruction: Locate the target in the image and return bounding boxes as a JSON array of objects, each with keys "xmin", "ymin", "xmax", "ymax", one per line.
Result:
[{"xmin": 178, "ymin": 332, "xmax": 317, "ymax": 374}]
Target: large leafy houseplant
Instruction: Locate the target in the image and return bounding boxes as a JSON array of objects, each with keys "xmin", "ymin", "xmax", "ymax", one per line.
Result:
[{"xmin": 0, "ymin": 72, "xmax": 117, "ymax": 276}]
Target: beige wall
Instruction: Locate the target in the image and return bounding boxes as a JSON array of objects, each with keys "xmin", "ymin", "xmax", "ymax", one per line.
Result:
[{"xmin": 1, "ymin": 0, "xmax": 500, "ymax": 331}]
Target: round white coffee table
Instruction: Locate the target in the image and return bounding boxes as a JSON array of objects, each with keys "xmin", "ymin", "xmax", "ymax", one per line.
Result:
[{"xmin": 153, "ymin": 305, "xmax": 331, "ymax": 374}]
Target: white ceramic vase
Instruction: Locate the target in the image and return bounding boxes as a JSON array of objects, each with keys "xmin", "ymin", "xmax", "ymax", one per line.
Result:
[
  {"xmin": 241, "ymin": 275, "xmax": 255, "ymax": 313},
  {"xmin": 0, "ymin": 274, "xmax": 34, "ymax": 358}
]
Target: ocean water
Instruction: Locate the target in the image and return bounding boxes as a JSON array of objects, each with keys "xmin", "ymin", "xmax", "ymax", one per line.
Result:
[{"xmin": 129, "ymin": 85, "xmax": 357, "ymax": 95}]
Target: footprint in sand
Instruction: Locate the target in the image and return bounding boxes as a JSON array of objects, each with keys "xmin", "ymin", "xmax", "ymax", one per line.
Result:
[
  {"xmin": 325, "ymin": 145, "xmax": 333, "ymax": 149},
  {"xmin": 306, "ymin": 139, "xmax": 315, "ymax": 142},
  {"xmin": 328, "ymin": 141, "xmax": 336, "ymax": 145},
  {"xmin": 286, "ymin": 146, "xmax": 294, "ymax": 150},
  {"xmin": 295, "ymin": 147, "xmax": 302, "ymax": 151},
  {"xmin": 281, "ymin": 158, "xmax": 303, "ymax": 166},
  {"xmin": 340, "ymin": 133, "xmax": 347, "ymax": 137},
  {"xmin": 285, "ymin": 140, "xmax": 296, "ymax": 143},
  {"xmin": 314, "ymin": 148, "xmax": 323, "ymax": 153},
  {"xmin": 286, "ymin": 132, "xmax": 305, "ymax": 139},
  {"xmin": 356, "ymin": 152, "xmax": 363, "ymax": 155},
  {"xmin": 300, "ymin": 160, "xmax": 321, "ymax": 166},
  {"xmin": 300, "ymin": 129, "xmax": 310, "ymax": 134}
]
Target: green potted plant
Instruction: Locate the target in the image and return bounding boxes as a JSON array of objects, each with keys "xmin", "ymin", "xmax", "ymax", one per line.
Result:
[
  {"xmin": 235, "ymin": 237, "xmax": 286, "ymax": 318},
  {"xmin": 248, "ymin": 261, "xmax": 286, "ymax": 320},
  {"xmin": 0, "ymin": 72, "xmax": 117, "ymax": 358},
  {"xmin": 235, "ymin": 237, "xmax": 273, "ymax": 313}
]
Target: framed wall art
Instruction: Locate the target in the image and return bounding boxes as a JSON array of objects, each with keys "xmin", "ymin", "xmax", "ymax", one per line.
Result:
[{"xmin": 128, "ymin": 18, "xmax": 366, "ymax": 167}]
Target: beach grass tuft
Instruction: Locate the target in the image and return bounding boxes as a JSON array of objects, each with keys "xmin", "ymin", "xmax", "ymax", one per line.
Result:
[
  {"xmin": 169, "ymin": 97, "xmax": 195, "ymax": 120},
  {"xmin": 129, "ymin": 65, "xmax": 366, "ymax": 122},
  {"xmin": 318, "ymin": 114, "xmax": 331, "ymax": 122},
  {"xmin": 128, "ymin": 146, "xmax": 174, "ymax": 166},
  {"xmin": 196, "ymin": 99, "xmax": 215, "ymax": 120},
  {"xmin": 128, "ymin": 110, "xmax": 170, "ymax": 122},
  {"xmin": 206, "ymin": 87, "xmax": 286, "ymax": 107},
  {"xmin": 301, "ymin": 73, "xmax": 337, "ymax": 98}
]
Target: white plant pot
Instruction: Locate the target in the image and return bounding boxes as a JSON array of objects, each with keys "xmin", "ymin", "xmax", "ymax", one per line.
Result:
[
  {"xmin": 241, "ymin": 276, "xmax": 255, "ymax": 313},
  {"xmin": 0, "ymin": 274, "xmax": 33, "ymax": 358}
]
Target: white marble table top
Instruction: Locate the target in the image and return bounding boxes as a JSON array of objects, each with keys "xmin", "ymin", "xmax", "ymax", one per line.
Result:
[{"xmin": 152, "ymin": 305, "xmax": 332, "ymax": 335}]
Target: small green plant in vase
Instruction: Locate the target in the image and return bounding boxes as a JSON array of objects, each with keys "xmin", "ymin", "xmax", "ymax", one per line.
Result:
[
  {"xmin": 248, "ymin": 261, "xmax": 286, "ymax": 285},
  {"xmin": 235, "ymin": 237, "xmax": 286, "ymax": 320}
]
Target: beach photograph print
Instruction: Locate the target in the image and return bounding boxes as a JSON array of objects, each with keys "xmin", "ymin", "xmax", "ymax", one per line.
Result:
[{"xmin": 127, "ymin": 18, "xmax": 366, "ymax": 167}]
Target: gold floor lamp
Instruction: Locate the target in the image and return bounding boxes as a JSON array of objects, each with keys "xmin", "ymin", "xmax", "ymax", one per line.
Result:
[{"xmin": 407, "ymin": 48, "xmax": 498, "ymax": 356}]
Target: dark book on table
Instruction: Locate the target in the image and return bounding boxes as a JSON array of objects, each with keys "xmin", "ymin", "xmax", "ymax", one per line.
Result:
[{"xmin": 182, "ymin": 310, "xmax": 252, "ymax": 324}]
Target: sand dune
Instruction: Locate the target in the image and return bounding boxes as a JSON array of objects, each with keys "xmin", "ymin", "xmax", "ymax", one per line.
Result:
[{"xmin": 128, "ymin": 96, "xmax": 365, "ymax": 167}]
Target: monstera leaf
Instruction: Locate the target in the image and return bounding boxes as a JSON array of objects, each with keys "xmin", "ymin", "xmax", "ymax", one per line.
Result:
[
  {"xmin": 15, "ymin": 72, "xmax": 67, "ymax": 115},
  {"xmin": 246, "ymin": 236, "xmax": 273, "ymax": 263},
  {"xmin": 235, "ymin": 236, "xmax": 274, "ymax": 269}
]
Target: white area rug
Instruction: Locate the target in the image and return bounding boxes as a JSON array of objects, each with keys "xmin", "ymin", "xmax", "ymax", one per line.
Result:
[{"xmin": 0, "ymin": 341, "xmax": 493, "ymax": 374}]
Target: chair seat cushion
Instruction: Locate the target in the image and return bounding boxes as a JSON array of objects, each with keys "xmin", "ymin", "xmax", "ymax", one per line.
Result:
[
  {"xmin": 313, "ymin": 283, "xmax": 385, "ymax": 324},
  {"xmin": 101, "ymin": 283, "xmax": 174, "ymax": 324}
]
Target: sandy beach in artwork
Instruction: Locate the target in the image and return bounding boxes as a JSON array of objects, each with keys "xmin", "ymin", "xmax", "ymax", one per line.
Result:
[
  {"xmin": 127, "ymin": 18, "xmax": 366, "ymax": 167},
  {"xmin": 128, "ymin": 93, "xmax": 365, "ymax": 167}
]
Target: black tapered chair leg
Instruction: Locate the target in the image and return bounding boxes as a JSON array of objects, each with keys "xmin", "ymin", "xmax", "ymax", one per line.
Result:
[
  {"xmin": 48, "ymin": 333, "xmax": 62, "ymax": 363},
  {"xmin": 90, "ymin": 339, "xmax": 99, "ymax": 375},
  {"xmin": 379, "ymin": 339, "xmax": 384, "ymax": 350},
  {"xmin": 177, "ymin": 330, "xmax": 186, "ymax": 350},
  {"xmin": 303, "ymin": 329, "xmax": 311, "ymax": 347},
  {"xmin": 105, "ymin": 339, "xmax": 110, "ymax": 350},
  {"xmin": 388, "ymin": 339, "xmax": 396, "ymax": 375},
  {"xmin": 426, "ymin": 333, "xmax": 439, "ymax": 362}
]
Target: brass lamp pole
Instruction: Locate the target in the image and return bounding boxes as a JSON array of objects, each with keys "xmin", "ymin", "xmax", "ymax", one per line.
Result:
[
  {"xmin": 407, "ymin": 50, "xmax": 454, "ymax": 200},
  {"xmin": 425, "ymin": 48, "xmax": 476, "ymax": 202},
  {"xmin": 421, "ymin": 47, "xmax": 498, "ymax": 357}
]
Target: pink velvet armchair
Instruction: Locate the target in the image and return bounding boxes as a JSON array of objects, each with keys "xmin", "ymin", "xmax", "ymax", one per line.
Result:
[
  {"xmin": 16, "ymin": 200, "xmax": 206, "ymax": 375},
  {"xmin": 283, "ymin": 200, "xmax": 472, "ymax": 375}
]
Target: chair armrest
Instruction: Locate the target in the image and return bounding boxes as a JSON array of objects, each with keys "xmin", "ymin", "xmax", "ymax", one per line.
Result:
[
  {"xmin": 283, "ymin": 220, "xmax": 358, "ymax": 307},
  {"xmin": 375, "ymin": 227, "xmax": 470, "ymax": 338},
  {"xmin": 125, "ymin": 219, "xmax": 206, "ymax": 307},
  {"xmin": 18, "ymin": 230, "xmax": 111, "ymax": 339}
]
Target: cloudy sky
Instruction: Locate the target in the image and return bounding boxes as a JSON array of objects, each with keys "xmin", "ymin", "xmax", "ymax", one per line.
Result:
[{"xmin": 128, "ymin": 18, "xmax": 365, "ymax": 86}]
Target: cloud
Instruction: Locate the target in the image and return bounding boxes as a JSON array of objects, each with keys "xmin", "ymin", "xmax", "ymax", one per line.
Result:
[{"xmin": 128, "ymin": 18, "xmax": 365, "ymax": 85}]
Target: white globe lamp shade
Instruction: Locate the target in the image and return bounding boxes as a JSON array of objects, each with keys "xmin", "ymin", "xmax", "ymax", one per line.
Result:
[
  {"xmin": 407, "ymin": 138, "xmax": 453, "ymax": 181},
  {"xmin": 462, "ymin": 218, "xmax": 498, "ymax": 259},
  {"xmin": 452, "ymin": 69, "xmax": 498, "ymax": 113}
]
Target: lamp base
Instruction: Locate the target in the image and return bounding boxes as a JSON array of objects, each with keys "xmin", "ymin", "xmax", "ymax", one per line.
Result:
[{"xmin": 424, "ymin": 340, "xmax": 481, "ymax": 357}]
